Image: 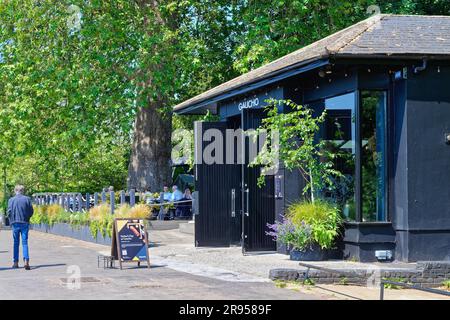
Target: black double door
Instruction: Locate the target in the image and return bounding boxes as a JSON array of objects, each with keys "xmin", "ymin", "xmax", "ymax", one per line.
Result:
[
  {"xmin": 194, "ymin": 110, "xmax": 276, "ymax": 252},
  {"xmin": 242, "ymin": 109, "xmax": 276, "ymax": 253},
  {"xmin": 194, "ymin": 120, "xmax": 242, "ymax": 247}
]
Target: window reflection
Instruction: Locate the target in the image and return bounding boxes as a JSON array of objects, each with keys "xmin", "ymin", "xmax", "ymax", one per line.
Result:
[
  {"xmin": 322, "ymin": 93, "xmax": 356, "ymax": 221},
  {"xmin": 361, "ymin": 91, "xmax": 387, "ymax": 222}
]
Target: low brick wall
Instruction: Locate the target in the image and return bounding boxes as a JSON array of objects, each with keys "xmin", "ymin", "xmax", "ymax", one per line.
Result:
[{"xmin": 270, "ymin": 261, "xmax": 450, "ymax": 288}]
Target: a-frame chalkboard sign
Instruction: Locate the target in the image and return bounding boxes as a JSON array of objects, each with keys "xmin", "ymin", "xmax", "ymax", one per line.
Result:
[{"xmin": 111, "ymin": 218, "xmax": 150, "ymax": 269}]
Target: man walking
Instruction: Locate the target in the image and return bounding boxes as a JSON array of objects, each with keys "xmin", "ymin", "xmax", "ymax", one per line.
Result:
[{"xmin": 7, "ymin": 185, "xmax": 34, "ymax": 270}]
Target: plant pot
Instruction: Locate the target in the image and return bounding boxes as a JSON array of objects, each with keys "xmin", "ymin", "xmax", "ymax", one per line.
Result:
[{"xmin": 289, "ymin": 244, "xmax": 326, "ymax": 261}]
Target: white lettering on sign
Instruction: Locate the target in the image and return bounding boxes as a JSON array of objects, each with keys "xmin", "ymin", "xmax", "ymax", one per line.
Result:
[{"xmin": 238, "ymin": 97, "xmax": 259, "ymax": 110}]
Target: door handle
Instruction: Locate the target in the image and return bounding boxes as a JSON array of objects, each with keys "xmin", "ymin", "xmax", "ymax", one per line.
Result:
[
  {"xmin": 231, "ymin": 189, "xmax": 236, "ymax": 217},
  {"xmin": 244, "ymin": 188, "xmax": 249, "ymax": 216}
]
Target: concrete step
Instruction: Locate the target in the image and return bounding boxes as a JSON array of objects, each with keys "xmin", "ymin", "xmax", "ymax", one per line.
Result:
[
  {"xmin": 147, "ymin": 220, "xmax": 189, "ymax": 231},
  {"xmin": 179, "ymin": 221, "xmax": 195, "ymax": 235}
]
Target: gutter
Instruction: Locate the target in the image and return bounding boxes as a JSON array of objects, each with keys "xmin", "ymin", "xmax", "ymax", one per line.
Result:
[{"xmin": 175, "ymin": 58, "xmax": 329, "ymax": 114}]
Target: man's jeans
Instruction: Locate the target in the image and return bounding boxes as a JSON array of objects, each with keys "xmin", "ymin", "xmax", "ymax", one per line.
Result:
[{"xmin": 12, "ymin": 223, "xmax": 30, "ymax": 262}]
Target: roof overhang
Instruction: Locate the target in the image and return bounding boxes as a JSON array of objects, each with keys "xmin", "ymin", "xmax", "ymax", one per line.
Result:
[{"xmin": 175, "ymin": 58, "xmax": 329, "ymax": 115}]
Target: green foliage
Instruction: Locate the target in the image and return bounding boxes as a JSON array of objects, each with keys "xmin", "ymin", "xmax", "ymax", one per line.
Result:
[
  {"xmin": 30, "ymin": 203, "xmax": 151, "ymax": 239},
  {"xmin": 251, "ymin": 99, "xmax": 341, "ymax": 200},
  {"xmin": 287, "ymin": 201, "xmax": 342, "ymax": 249},
  {"xmin": 382, "ymin": 277, "xmax": 410, "ymax": 289},
  {"xmin": 339, "ymin": 277, "xmax": 349, "ymax": 285},
  {"xmin": 1, "ymin": 0, "xmax": 449, "ymax": 195},
  {"xmin": 302, "ymin": 278, "xmax": 315, "ymax": 286},
  {"xmin": 274, "ymin": 280, "xmax": 287, "ymax": 288},
  {"xmin": 442, "ymin": 280, "xmax": 450, "ymax": 290}
]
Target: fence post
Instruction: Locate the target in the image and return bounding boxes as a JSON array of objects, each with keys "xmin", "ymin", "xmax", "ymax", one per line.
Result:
[
  {"xmin": 61, "ymin": 194, "xmax": 66, "ymax": 211},
  {"xmin": 101, "ymin": 191, "xmax": 106, "ymax": 203},
  {"xmin": 86, "ymin": 193, "xmax": 90, "ymax": 210},
  {"xmin": 158, "ymin": 192, "xmax": 165, "ymax": 220},
  {"xmin": 66, "ymin": 194, "xmax": 71, "ymax": 211},
  {"xmin": 77, "ymin": 193, "xmax": 83, "ymax": 212},
  {"xmin": 120, "ymin": 190, "xmax": 125, "ymax": 206},
  {"xmin": 130, "ymin": 189, "xmax": 135, "ymax": 207},
  {"xmin": 110, "ymin": 191, "xmax": 115, "ymax": 214},
  {"xmin": 94, "ymin": 192, "xmax": 99, "ymax": 206}
]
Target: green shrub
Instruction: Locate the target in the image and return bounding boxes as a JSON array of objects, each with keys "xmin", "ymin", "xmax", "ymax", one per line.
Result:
[
  {"xmin": 442, "ymin": 280, "xmax": 450, "ymax": 290},
  {"xmin": 30, "ymin": 202, "xmax": 151, "ymax": 240},
  {"xmin": 286, "ymin": 200, "xmax": 342, "ymax": 249},
  {"xmin": 382, "ymin": 277, "xmax": 410, "ymax": 289}
]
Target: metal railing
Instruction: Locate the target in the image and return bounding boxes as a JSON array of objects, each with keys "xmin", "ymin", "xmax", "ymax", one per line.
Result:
[
  {"xmin": 298, "ymin": 262, "xmax": 450, "ymax": 300},
  {"xmin": 379, "ymin": 279, "xmax": 450, "ymax": 300},
  {"xmin": 298, "ymin": 262, "xmax": 359, "ymax": 281}
]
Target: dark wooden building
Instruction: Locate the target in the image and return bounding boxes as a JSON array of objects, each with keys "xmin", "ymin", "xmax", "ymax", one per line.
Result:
[{"xmin": 173, "ymin": 15, "xmax": 450, "ymax": 262}]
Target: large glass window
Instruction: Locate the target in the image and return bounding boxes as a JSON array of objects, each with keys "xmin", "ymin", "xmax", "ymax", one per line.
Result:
[
  {"xmin": 323, "ymin": 93, "xmax": 356, "ymax": 221},
  {"xmin": 360, "ymin": 91, "xmax": 387, "ymax": 222},
  {"xmin": 320, "ymin": 91, "xmax": 388, "ymax": 222}
]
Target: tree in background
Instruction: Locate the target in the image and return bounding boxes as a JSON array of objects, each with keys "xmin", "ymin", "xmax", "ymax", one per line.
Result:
[{"xmin": 0, "ymin": 0, "xmax": 448, "ymax": 199}]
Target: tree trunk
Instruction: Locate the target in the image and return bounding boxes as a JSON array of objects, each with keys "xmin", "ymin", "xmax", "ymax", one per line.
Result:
[{"xmin": 127, "ymin": 102, "xmax": 172, "ymax": 192}]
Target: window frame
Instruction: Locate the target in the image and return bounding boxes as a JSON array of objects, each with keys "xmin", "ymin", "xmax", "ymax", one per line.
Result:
[
  {"xmin": 313, "ymin": 89, "xmax": 390, "ymax": 223},
  {"xmin": 357, "ymin": 89, "xmax": 389, "ymax": 223}
]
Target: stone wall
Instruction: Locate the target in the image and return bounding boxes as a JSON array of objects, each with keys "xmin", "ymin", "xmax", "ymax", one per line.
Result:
[{"xmin": 270, "ymin": 261, "xmax": 450, "ymax": 288}]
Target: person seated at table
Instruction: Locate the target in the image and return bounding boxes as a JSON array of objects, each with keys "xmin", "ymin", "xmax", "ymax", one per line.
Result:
[
  {"xmin": 175, "ymin": 188, "xmax": 193, "ymax": 219},
  {"xmin": 162, "ymin": 186, "xmax": 172, "ymax": 201},
  {"xmin": 183, "ymin": 188, "xmax": 192, "ymax": 200},
  {"xmin": 171, "ymin": 185, "xmax": 184, "ymax": 202}
]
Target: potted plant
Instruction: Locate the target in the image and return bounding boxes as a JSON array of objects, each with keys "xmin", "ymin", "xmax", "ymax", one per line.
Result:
[{"xmin": 267, "ymin": 200, "xmax": 342, "ymax": 261}]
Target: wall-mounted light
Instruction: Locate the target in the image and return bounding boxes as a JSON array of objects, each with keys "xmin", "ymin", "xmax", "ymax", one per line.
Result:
[{"xmin": 446, "ymin": 133, "xmax": 450, "ymax": 145}]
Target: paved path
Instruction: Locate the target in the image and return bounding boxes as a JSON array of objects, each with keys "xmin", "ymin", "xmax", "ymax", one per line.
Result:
[{"xmin": 0, "ymin": 230, "xmax": 325, "ymax": 300}]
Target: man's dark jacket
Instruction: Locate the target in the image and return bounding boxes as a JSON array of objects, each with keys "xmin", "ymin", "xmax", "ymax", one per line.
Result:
[{"xmin": 7, "ymin": 194, "xmax": 34, "ymax": 224}]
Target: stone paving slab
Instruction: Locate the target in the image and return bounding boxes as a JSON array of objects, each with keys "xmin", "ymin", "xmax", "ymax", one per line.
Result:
[{"xmin": 0, "ymin": 229, "xmax": 324, "ymax": 300}]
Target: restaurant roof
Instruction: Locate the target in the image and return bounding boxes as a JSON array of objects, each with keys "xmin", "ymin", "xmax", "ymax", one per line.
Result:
[{"xmin": 174, "ymin": 14, "xmax": 450, "ymax": 113}]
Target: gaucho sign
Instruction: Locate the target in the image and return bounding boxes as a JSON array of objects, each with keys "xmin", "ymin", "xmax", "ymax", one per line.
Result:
[
  {"xmin": 238, "ymin": 97, "xmax": 259, "ymax": 110},
  {"xmin": 219, "ymin": 87, "xmax": 283, "ymax": 118}
]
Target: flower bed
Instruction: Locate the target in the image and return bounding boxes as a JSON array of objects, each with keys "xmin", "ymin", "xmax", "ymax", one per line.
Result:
[{"xmin": 30, "ymin": 203, "xmax": 151, "ymax": 243}]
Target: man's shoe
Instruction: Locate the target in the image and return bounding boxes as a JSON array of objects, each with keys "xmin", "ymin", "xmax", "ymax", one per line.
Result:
[
  {"xmin": 24, "ymin": 259, "xmax": 31, "ymax": 270},
  {"xmin": 12, "ymin": 262, "xmax": 19, "ymax": 269}
]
